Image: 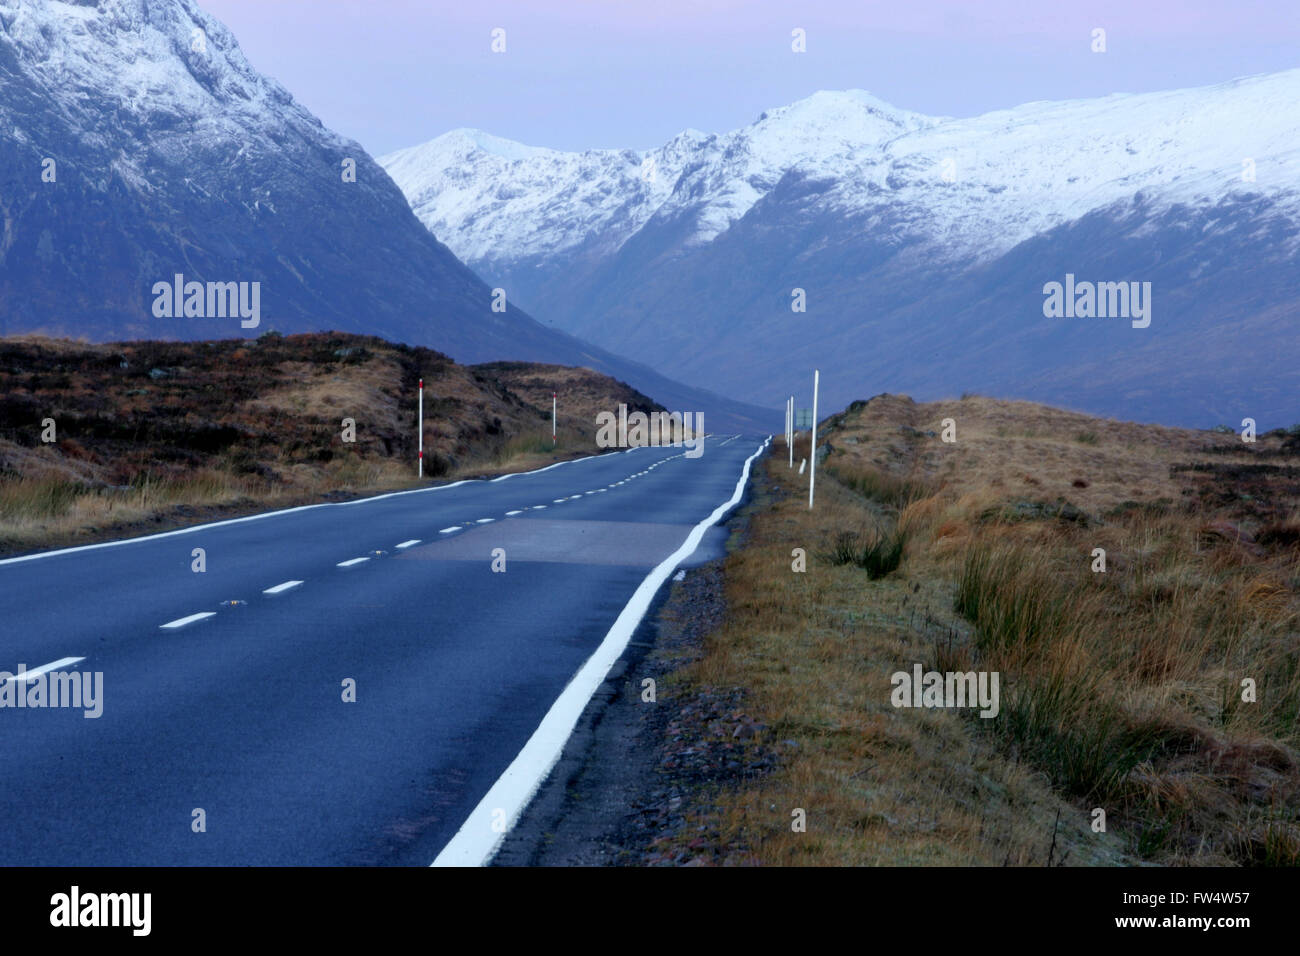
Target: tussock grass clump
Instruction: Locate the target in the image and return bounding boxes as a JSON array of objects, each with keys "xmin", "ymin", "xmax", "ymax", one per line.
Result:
[
  {"xmin": 826, "ymin": 527, "xmax": 907, "ymax": 580},
  {"xmin": 0, "ymin": 478, "xmax": 90, "ymax": 520},
  {"xmin": 493, "ymin": 432, "xmax": 556, "ymax": 462},
  {"xmin": 829, "ymin": 463, "xmax": 934, "ymax": 510},
  {"xmin": 954, "ymin": 544, "xmax": 1071, "ymax": 653},
  {"xmin": 952, "ymin": 530, "xmax": 1300, "ymax": 861}
]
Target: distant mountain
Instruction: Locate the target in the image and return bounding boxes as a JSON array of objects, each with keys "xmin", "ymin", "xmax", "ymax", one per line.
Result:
[
  {"xmin": 0, "ymin": 0, "xmax": 772, "ymax": 432},
  {"xmin": 382, "ymin": 74, "xmax": 1300, "ymax": 427}
]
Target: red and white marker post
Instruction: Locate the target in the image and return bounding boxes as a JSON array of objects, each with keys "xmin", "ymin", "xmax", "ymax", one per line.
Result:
[{"xmin": 552, "ymin": 391, "xmax": 557, "ymax": 446}]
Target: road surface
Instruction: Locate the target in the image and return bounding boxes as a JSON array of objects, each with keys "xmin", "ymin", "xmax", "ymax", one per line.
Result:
[{"xmin": 0, "ymin": 436, "xmax": 766, "ymax": 865}]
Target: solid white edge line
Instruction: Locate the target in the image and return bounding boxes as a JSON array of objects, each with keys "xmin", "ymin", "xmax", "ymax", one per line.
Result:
[
  {"xmin": 336, "ymin": 557, "xmax": 370, "ymax": 567},
  {"xmin": 395, "ymin": 540, "xmax": 421, "ymax": 549},
  {"xmin": 4, "ymin": 656, "xmax": 87, "ymax": 683},
  {"xmin": 160, "ymin": 611, "xmax": 217, "ymax": 630},
  {"xmin": 430, "ymin": 436, "xmax": 769, "ymax": 867},
  {"xmin": 262, "ymin": 580, "xmax": 304, "ymax": 595},
  {"xmin": 0, "ymin": 448, "xmax": 627, "ymax": 567}
]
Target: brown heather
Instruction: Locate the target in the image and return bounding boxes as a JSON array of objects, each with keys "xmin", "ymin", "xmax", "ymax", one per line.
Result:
[
  {"xmin": 0, "ymin": 332, "xmax": 661, "ymax": 556},
  {"xmin": 662, "ymin": 393, "xmax": 1299, "ymax": 865}
]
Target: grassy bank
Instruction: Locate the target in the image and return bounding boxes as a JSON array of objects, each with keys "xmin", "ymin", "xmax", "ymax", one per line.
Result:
[
  {"xmin": 656, "ymin": 395, "xmax": 1300, "ymax": 865},
  {"xmin": 0, "ymin": 332, "xmax": 661, "ymax": 555}
]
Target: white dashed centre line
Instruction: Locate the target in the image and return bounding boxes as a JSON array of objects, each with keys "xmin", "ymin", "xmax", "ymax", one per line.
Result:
[
  {"xmin": 476, "ymin": 518, "xmax": 495, "ymax": 524},
  {"xmin": 337, "ymin": 557, "xmax": 370, "ymax": 567},
  {"xmin": 160, "ymin": 611, "xmax": 217, "ymax": 630},
  {"xmin": 395, "ymin": 539, "xmax": 421, "ymax": 550},
  {"xmin": 3, "ymin": 656, "xmax": 86, "ymax": 682},
  {"xmin": 439, "ymin": 527, "xmax": 461, "ymax": 534},
  {"xmin": 505, "ymin": 510, "xmax": 523, "ymax": 516},
  {"xmin": 263, "ymin": 580, "xmax": 303, "ymax": 595}
]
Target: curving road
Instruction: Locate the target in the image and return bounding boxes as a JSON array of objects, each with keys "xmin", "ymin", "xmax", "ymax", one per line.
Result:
[{"xmin": 0, "ymin": 436, "xmax": 766, "ymax": 865}]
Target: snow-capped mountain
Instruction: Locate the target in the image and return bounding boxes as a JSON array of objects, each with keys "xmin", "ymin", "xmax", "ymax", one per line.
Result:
[
  {"xmin": 382, "ymin": 72, "xmax": 1300, "ymax": 426},
  {"xmin": 0, "ymin": 0, "xmax": 772, "ymax": 430}
]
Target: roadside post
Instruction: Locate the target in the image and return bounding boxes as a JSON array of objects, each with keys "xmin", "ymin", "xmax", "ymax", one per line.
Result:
[{"xmin": 810, "ymin": 370, "xmax": 819, "ymax": 509}]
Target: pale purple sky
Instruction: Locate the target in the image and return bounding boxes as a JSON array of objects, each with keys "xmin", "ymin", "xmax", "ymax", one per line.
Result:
[{"xmin": 200, "ymin": 0, "xmax": 1300, "ymax": 156}]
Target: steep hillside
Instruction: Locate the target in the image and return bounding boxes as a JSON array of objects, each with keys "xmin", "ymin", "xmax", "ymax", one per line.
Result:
[{"xmin": 0, "ymin": 0, "xmax": 775, "ymax": 432}]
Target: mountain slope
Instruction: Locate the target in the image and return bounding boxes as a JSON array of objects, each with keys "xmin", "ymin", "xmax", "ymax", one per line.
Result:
[
  {"xmin": 383, "ymin": 72, "xmax": 1300, "ymax": 427},
  {"xmin": 0, "ymin": 0, "xmax": 773, "ymax": 432}
]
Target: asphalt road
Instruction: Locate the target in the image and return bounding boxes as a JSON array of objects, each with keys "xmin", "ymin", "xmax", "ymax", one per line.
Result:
[{"xmin": 0, "ymin": 436, "xmax": 765, "ymax": 865}]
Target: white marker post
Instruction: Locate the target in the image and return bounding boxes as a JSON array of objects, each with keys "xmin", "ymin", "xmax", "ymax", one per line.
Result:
[
  {"xmin": 788, "ymin": 395, "xmax": 794, "ymax": 468},
  {"xmin": 552, "ymin": 391, "xmax": 557, "ymax": 446},
  {"xmin": 418, "ymin": 378, "xmax": 424, "ymax": 478},
  {"xmin": 809, "ymin": 371, "xmax": 819, "ymax": 509}
]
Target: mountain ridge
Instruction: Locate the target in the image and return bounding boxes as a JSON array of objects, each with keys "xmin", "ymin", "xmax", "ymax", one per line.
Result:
[{"xmin": 382, "ymin": 68, "xmax": 1300, "ymax": 427}]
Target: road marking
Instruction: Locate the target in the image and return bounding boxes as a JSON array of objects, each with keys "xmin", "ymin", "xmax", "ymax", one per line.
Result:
[
  {"xmin": 0, "ymin": 449, "xmax": 622, "ymax": 567},
  {"xmin": 263, "ymin": 580, "xmax": 303, "ymax": 595},
  {"xmin": 505, "ymin": 510, "xmax": 523, "ymax": 516},
  {"xmin": 432, "ymin": 436, "xmax": 771, "ymax": 867},
  {"xmin": 337, "ymin": 557, "xmax": 370, "ymax": 567},
  {"xmin": 476, "ymin": 518, "xmax": 495, "ymax": 524},
  {"xmin": 439, "ymin": 527, "xmax": 461, "ymax": 534},
  {"xmin": 552, "ymin": 499, "xmax": 566, "ymax": 503},
  {"xmin": 532, "ymin": 505, "xmax": 547, "ymax": 510},
  {"xmin": 3, "ymin": 656, "xmax": 86, "ymax": 683},
  {"xmin": 395, "ymin": 540, "xmax": 421, "ymax": 549},
  {"xmin": 160, "ymin": 611, "xmax": 217, "ymax": 630}
]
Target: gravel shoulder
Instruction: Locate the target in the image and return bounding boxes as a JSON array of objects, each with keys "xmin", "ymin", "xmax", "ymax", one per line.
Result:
[{"xmin": 494, "ymin": 473, "xmax": 774, "ymax": 867}]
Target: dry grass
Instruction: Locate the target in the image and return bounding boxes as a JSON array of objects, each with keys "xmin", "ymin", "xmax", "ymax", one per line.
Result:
[
  {"xmin": 658, "ymin": 449, "xmax": 1125, "ymax": 865},
  {"xmin": 0, "ymin": 333, "xmax": 660, "ymax": 554},
  {"xmin": 662, "ymin": 393, "xmax": 1300, "ymax": 865}
]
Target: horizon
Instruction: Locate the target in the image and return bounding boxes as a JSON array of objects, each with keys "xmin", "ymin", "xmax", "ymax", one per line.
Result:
[
  {"xmin": 388, "ymin": 65, "xmax": 1300, "ymax": 155},
  {"xmin": 200, "ymin": 0, "xmax": 1300, "ymax": 155}
]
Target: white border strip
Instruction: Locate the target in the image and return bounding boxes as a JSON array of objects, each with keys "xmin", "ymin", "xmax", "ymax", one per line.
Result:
[{"xmin": 431, "ymin": 437, "xmax": 769, "ymax": 867}]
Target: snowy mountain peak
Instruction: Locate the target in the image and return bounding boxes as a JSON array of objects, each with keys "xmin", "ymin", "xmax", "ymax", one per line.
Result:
[
  {"xmin": 382, "ymin": 69, "xmax": 1300, "ymax": 269},
  {"xmin": 757, "ymin": 88, "xmax": 937, "ymax": 139},
  {"xmin": 417, "ymin": 128, "xmax": 559, "ymax": 162}
]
